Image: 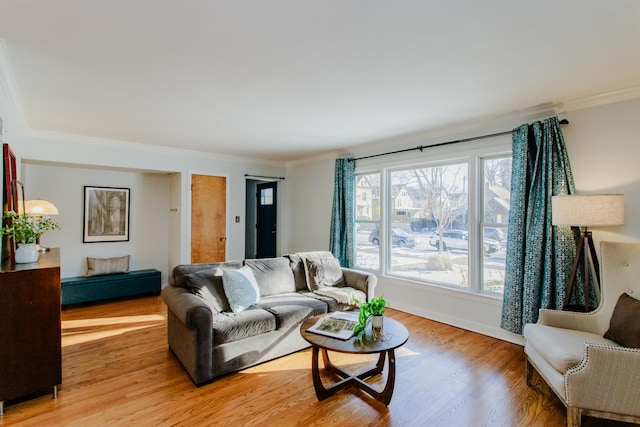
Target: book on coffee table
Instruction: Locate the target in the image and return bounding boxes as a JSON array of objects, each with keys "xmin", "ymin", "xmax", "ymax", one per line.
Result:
[{"xmin": 307, "ymin": 311, "xmax": 359, "ymax": 340}]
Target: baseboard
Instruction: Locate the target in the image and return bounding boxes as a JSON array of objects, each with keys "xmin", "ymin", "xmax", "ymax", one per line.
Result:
[{"xmin": 390, "ymin": 301, "xmax": 525, "ymax": 346}]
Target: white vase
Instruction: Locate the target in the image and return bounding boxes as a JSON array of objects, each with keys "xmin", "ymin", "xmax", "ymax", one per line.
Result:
[
  {"xmin": 372, "ymin": 314, "xmax": 384, "ymax": 340},
  {"xmin": 15, "ymin": 243, "xmax": 39, "ymax": 263}
]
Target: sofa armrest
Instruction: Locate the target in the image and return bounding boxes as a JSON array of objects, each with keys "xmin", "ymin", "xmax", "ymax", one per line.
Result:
[
  {"xmin": 537, "ymin": 308, "xmax": 600, "ymax": 334},
  {"xmin": 161, "ymin": 285, "xmax": 216, "ymax": 385},
  {"xmin": 565, "ymin": 343, "xmax": 640, "ymax": 416},
  {"xmin": 341, "ymin": 268, "xmax": 377, "ymax": 301},
  {"xmin": 162, "ymin": 285, "xmax": 214, "ymax": 330}
]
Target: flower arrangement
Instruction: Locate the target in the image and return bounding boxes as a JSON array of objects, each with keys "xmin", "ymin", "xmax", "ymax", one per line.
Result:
[{"xmin": 0, "ymin": 211, "xmax": 60, "ymax": 244}]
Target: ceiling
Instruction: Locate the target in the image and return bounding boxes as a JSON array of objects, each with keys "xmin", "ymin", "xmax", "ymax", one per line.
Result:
[{"xmin": 1, "ymin": 1, "xmax": 639, "ymax": 162}]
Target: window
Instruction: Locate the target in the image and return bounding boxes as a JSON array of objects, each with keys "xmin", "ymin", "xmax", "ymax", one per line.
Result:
[
  {"xmin": 355, "ymin": 173, "xmax": 380, "ymax": 271},
  {"xmin": 260, "ymin": 188, "xmax": 273, "ymax": 205},
  {"xmin": 389, "ymin": 162, "xmax": 469, "ymax": 289},
  {"xmin": 354, "ymin": 144, "xmax": 511, "ymax": 297},
  {"xmin": 481, "ymin": 156, "xmax": 512, "ymax": 295}
]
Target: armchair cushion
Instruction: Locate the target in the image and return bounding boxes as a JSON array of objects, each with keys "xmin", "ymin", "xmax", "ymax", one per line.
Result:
[
  {"xmin": 524, "ymin": 324, "xmax": 618, "ymax": 372},
  {"xmin": 604, "ymin": 293, "xmax": 640, "ymax": 348}
]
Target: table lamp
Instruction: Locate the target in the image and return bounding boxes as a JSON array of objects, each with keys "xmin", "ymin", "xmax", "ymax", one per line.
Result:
[
  {"xmin": 552, "ymin": 194, "xmax": 624, "ymax": 311},
  {"xmin": 25, "ymin": 199, "xmax": 59, "ymax": 252}
]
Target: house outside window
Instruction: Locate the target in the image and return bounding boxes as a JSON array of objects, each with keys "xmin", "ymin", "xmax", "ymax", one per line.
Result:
[
  {"xmin": 355, "ymin": 173, "xmax": 380, "ymax": 270},
  {"xmin": 354, "ymin": 145, "xmax": 511, "ymax": 298}
]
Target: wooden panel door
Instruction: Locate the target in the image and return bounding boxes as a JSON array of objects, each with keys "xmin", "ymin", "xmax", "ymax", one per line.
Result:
[{"xmin": 191, "ymin": 175, "xmax": 226, "ymax": 263}]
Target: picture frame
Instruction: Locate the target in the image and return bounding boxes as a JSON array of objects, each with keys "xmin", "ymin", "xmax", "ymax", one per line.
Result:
[
  {"xmin": 3, "ymin": 143, "xmax": 18, "ymax": 263},
  {"xmin": 12, "ymin": 180, "xmax": 25, "ymax": 214},
  {"xmin": 83, "ymin": 186, "xmax": 130, "ymax": 243}
]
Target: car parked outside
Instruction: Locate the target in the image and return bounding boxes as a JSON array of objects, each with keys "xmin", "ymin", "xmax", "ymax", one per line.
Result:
[
  {"xmin": 429, "ymin": 230, "xmax": 500, "ymax": 254},
  {"xmin": 485, "ymin": 227, "xmax": 505, "ymax": 242},
  {"xmin": 368, "ymin": 228, "xmax": 416, "ymax": 248}
]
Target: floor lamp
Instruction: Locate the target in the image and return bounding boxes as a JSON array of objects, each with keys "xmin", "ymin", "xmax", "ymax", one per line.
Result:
[
  {"xmin": 552, "ymin": 194, "xmax": 624, "ymax": 312},
  {"xmin": 25, "ymin": 199, "xmax": 59, "ymax": 252}
]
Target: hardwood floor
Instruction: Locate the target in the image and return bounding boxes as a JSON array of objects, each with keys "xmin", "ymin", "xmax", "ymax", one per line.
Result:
[{"xmin": 0, "ymin": 296, "xmax": 634, "ymax": 426}]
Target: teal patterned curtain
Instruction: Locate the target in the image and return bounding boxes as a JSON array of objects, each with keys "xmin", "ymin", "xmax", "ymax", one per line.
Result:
[
  {"xmin": 501, "ymin": 117, "xmax": 581, "ymax": 335},
  {"xmin": 330, "ymin": 158, "xmax": 355, "ymax": 267}
]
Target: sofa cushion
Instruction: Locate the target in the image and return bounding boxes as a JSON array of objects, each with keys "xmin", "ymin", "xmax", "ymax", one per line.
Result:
[
  {"xmin": 524, "ymin": 323, "xmax": 619, "ymax": 373},
  {"xmin": 304, "ymin": 255, "xmax": 345, "ymax": 291},
  {"xmin": 222, "ymin": 266, "xmax": 261, "ymax": 314},
  {"xmin": 184, "ymin": 268, "xmax": 230, "ymax": 313},
  {"xmin": 604, "ymin": 293, "xmax": 640, "ymax": 348},
  {"xmin": 285, "ymin": 254, "xmax": 309, "ymax": 291},
  {"xmin": 172, "ymin": 261, "xmax": 243, "ymax": 289},
  {"xmin": 212, "ymin": 307, "xmax": 276, "ymax": 344},
  {"xmin": 244, "ymin": 258, "xmax": 296, "ymax": 297},
  {"xmin": 256, "ymin": 293, "xmax": 328, "ymax": 329}
]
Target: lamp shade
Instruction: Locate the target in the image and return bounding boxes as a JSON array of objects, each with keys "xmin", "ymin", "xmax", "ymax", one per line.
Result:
[
  {"xmin": 25, "ymin": 199, "xmax": 59, "ymax": 216},
  {"xmin": 552, "ymin": 194, "xmax": 624, "ymax": 226}
]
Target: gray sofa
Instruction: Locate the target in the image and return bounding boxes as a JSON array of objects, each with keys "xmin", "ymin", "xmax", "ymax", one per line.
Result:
[{"xmin": 161, "ymin": 251, "xmax": 377, "ymax": 385}]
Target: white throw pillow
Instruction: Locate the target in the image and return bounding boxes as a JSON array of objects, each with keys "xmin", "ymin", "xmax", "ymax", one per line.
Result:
[{"xmin": 222, "ymin": 266, "xmax": 260, "ymax": 313}]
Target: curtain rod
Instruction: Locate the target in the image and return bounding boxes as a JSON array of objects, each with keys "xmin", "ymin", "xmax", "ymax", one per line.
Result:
[
  {"xmin": 349, "ymin": 119, "xmax": 569, "ymax": 163},
  {"xmin": 244, "ymin": 174, "xmax": 286, "ymax": 180}
]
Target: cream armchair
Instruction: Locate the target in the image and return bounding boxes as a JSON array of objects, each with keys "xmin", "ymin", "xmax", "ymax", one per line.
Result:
[{"xmin": 523, "ymin": 241, "xmax": 640, "ymax": 427}]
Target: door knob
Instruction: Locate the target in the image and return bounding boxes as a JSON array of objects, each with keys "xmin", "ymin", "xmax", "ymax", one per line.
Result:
[{"xmin": 220, "ymin": 237, "xmax": 227, "ymax": 242}]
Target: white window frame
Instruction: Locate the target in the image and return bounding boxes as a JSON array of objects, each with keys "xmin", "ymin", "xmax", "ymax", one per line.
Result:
[{"xmin": 353, "ymin": 137, "xmax": 511, "ymax": 298}]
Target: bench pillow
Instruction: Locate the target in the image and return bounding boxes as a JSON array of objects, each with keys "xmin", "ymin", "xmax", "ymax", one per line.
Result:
[{"xmin": 86, "ymin": 255, "xmax": 130, "ymax": 277}]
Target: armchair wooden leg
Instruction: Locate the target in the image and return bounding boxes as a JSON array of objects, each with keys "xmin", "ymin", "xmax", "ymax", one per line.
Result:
[
  {"xmin": 525, "ymin": 358, "xmax": 533, "ymax": 386},
  {"xmin": 567, "ymin": 406, "xmax": 582, "ymax": 427}
]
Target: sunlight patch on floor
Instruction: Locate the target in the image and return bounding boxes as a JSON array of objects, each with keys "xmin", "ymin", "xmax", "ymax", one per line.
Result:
[{"xmin": 61, "ymin": 314, "xmax": 165, "ymax": 347}]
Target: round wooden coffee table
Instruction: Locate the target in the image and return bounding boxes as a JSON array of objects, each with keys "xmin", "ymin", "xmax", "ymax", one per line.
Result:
[{"xmin": 300, "ymin": 314, "xmax": 409, "ymax": 405}]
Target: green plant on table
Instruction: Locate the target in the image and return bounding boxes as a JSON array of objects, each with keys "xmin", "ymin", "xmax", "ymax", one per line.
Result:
[
  {"xmin": 353, "ymin": 296, "xmax": 387, "ymax": 338},
  {"xmin": 0, "ymin": 210, "xmax": 60, "ymax": 244}
]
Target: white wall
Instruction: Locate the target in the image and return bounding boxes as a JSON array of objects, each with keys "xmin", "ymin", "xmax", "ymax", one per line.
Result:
[
  {"xmin": 563, "ymin": 98, "xmax": 640, "ymax": 248},
  {"xmin": 19, "ymin": 132, "xmax": 287, "ymax": 282},
  {"xmin": 285, "ymin": 97, "xmax": 640, "ymax": 344},
  {"xmin": 283, "ymin": 156, "xmax": 335, "ymax": 253},
  {"xmin": 24, "ymin": 163, "xmax": 171, "ymax": 280}
]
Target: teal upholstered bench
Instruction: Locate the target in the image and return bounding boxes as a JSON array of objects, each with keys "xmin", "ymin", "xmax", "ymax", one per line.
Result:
[{"xmin": 61, "ymin": 269, "xmax": 161, "ymax": 307}]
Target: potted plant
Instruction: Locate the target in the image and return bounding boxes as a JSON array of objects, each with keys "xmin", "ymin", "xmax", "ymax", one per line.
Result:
[
  {"xmin": 353, "ymin": 296, "xmax": 387, "ymax": 339},
  {"xmin": 1, "ymin": 211, "xmax": 60, "ymax": 263}
]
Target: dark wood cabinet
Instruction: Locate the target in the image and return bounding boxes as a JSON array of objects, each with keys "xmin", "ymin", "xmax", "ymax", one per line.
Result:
[{"xmin": 0, "ymin": 249, "xmax": 61, "ymax": 414}]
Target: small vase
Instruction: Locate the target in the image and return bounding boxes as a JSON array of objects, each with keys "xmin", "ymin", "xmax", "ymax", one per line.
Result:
[
  {"xmin": 15, "ymin": 243, "xmax": 39, "ymax": 264},
  {"xmin": 372, "ymin": 314, "xmax": 384, "ymax": 341}
]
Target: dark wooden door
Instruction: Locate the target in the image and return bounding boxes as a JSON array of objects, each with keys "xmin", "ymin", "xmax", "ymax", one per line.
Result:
[{"xmin": 256, "ymin": 182, "xmax": 277, "ymax": 258}]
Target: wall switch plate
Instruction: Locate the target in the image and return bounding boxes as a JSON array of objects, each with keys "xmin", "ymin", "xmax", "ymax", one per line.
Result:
[{"xmin": 235, "ymin": 216, "xmax": 240, "ymax": 223}]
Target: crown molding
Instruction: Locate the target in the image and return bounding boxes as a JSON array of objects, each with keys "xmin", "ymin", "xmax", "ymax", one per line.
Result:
[
  {"xmin": 563, "ymin": 84, "xmax": 640, "ymax": 112},
  {"xmin": 336, "ymin": 102, "xmax": 566, "ymax": 161},
  {"xmin": 23, "ymin": 128, "xmax": 287, "ymax": 168}
]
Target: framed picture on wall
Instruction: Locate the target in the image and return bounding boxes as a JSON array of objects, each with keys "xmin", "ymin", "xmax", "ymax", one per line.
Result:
[
  {"xmin": 83, "ymin": 186, "xmax": 130, "ymax": 243},
  {"xmin": 12, "ymin": 180, "xmax": 25, "ymax": 214}
]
